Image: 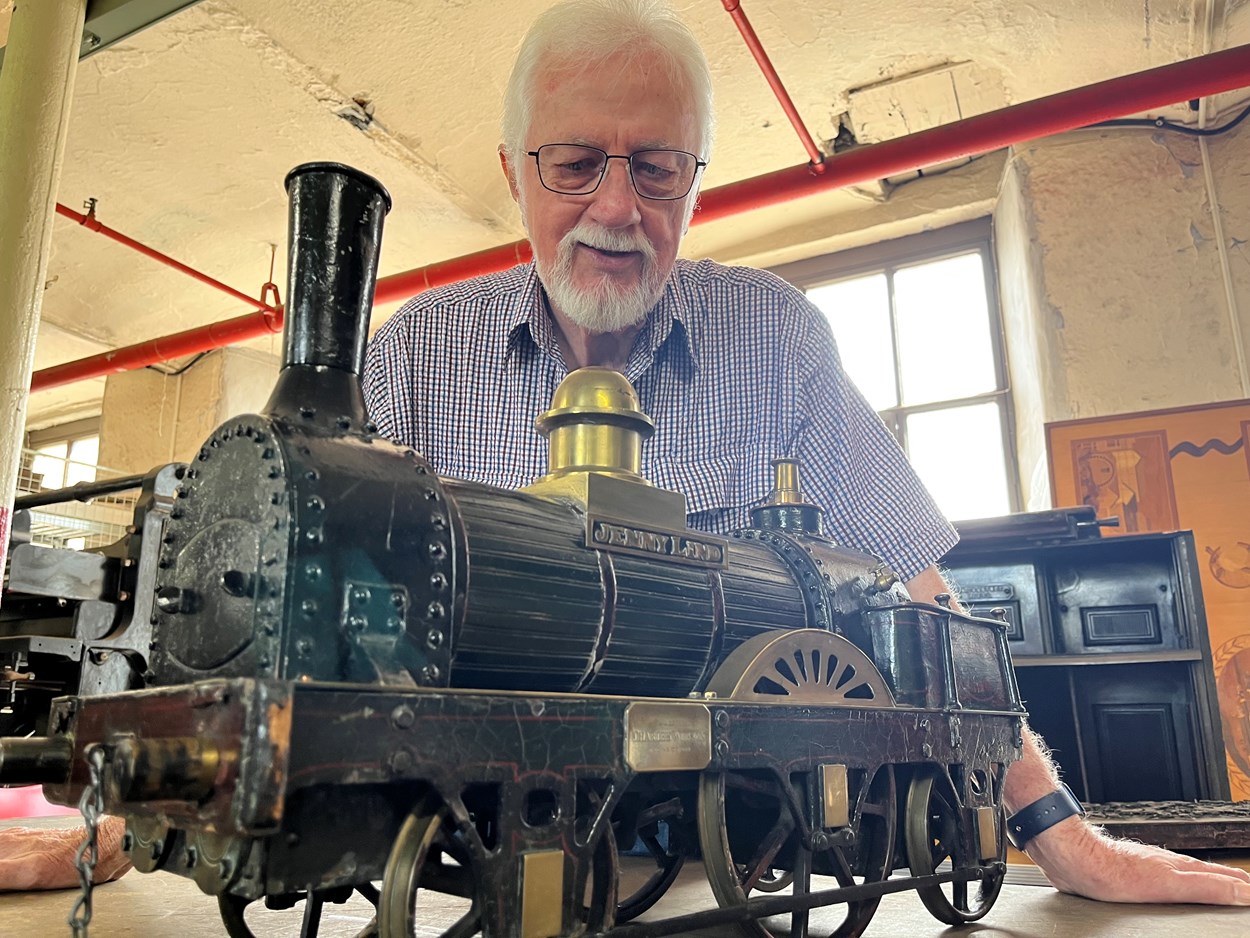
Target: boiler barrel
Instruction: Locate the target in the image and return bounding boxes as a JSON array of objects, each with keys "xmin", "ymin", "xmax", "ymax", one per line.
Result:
[{"xmin": 442, "ymin": 480, "xmax": 816, "ymax": 697}]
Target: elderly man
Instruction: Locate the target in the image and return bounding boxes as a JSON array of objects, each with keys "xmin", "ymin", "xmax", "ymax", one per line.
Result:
[
  {"xmin": 5, "ymin": 0, "xmax": 1248, "ymax": 909},
  {"xmin": 363, "ymin": 0, "xmax": 1250, "ymax": 908}
]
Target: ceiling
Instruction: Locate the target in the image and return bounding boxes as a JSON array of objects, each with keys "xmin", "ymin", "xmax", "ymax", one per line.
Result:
[{"xmin": 3, "ymin": 0, "xmax": 1248, "ymax": 430}]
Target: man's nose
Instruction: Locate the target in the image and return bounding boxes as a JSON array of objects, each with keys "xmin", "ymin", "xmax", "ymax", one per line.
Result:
[{"xmin": 586, "ymin": 158, "xmax": 642, "ymax": 227}]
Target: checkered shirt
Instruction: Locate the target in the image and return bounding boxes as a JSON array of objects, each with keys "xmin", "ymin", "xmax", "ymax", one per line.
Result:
[{"xmin": 363, "ymin": 259, "xmax": 957, "ymax": 581}]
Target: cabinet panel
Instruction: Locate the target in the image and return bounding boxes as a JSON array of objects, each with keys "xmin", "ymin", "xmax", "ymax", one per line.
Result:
[
  {"xmin": 942, "ymin": 517, "xmax": 1228, "ymax": 802},
  {"xmin": 1074, "ymin": 665, "xmax": 1199, "ymax": 802},
  {"xmin": 1049, "ymin": 544, "xmax": 1180, "ymax": 653},
  {"xmin": 948, "ymin": 562, "xmax": 1047, "ymax": 656}
]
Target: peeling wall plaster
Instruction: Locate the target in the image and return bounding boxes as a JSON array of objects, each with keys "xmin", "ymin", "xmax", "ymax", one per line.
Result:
[{"xmin": 992, "ymin": 115, "xmax": 1250, "ymax": 511}]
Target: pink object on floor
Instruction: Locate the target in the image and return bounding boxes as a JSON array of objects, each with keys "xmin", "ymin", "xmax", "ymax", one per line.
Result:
[{"xmin": 0, "ymin": 786, "xmax": 80, "ymax": 819}]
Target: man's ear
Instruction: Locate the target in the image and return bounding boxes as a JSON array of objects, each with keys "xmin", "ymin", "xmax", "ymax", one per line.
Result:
[
  {"xmin": 499, "ymin": 146, "xmax": 521, "ymax": 203},
  {"xmin": 682, "ymin": 186, "xmax": 701, "ymax": 235}
]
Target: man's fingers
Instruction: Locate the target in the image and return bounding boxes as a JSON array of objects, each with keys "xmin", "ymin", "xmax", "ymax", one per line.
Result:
[
  {"xmin": 1168, "ymin": 853, "xmax": 1250, "ymax": 884},
  {"xmin": 92, "ymin": 816, "xmax": 133, "ymax": 885},
  {"xmin": 0, "ymin": 818, "xmax": 132, "ymax": 891},
  {"xmin": 0, "ymin": 856, "xmax": 53, "ymax": 891},
  {"xmin": 1171, "ymin": 869, "xmax": 1250, "ymax": 906}
]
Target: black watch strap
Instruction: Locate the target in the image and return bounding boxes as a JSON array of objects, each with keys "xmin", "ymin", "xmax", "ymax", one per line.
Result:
[{"xmin": 1005, "ymin": 783, "xmax": 1085, "ymax": 850}]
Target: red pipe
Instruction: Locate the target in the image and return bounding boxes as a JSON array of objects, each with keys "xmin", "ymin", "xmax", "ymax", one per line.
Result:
[
  {"xmin": 31, "ymin": 41, "xmax": 1250, "ymax": 392},
  {"xmin": 695, "ymin": 42, "xmax": 1250, "ymax": 223},
  {"xmin": 720, "ymin": 0, "xmax": 826, "ymax": 172},
  {"xmin": 54, "ymin": 202, "xmax": 281, "ymax": 316},
  {"xmin": 31, "ymin": 307, "xmax": 283, "ymax": 391}
]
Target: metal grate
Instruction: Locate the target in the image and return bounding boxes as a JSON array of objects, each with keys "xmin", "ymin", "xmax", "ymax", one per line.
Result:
[{"xmin": 14, "ymin": 450, "xmax": 135, "ymax": 551}]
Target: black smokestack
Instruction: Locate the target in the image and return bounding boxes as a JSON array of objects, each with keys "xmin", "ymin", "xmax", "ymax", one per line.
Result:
[{"xmin": 265, "ymin": 162, "xmax": 391, "ymax": 419}]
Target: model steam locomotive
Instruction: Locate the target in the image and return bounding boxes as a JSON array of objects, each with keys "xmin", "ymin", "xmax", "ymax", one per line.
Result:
[{"xmin": 1, "ymin": 163, "xmax": 1025, "ymax": 938}]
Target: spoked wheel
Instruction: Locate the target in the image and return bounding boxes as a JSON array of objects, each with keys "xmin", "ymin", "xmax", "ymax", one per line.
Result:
[
  {"xmin": 219, "ymin": 883, "xmax": 379, "ymax": 938},
  {"xmin": 616, "ymin": 800, "xmax": 688, "ymax": 922},
  {"xmin": 379, "ymin": 798, "xmax": 481, "ymax": 938},
  {"xmin": 904, "ymin": 770, "xmax": 1005, "ymax": 924},
  {"xmin": 380, "ymin": 795, "xmax": 618, "ymax": 937},
  {"xmin": 697, "ymin": 765, "xmax": 896, "ymax": 938}
]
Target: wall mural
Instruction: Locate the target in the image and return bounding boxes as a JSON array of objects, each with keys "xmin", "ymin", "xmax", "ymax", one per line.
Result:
[{"xmin": 1048, "ymin": 400, "xmax": 1250, "ymax": 801}]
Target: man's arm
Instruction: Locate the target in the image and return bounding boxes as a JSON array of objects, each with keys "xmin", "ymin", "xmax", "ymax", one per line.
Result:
[
  {"xmin": 0, "ymin": 816, "xmax": 131, "ymax": 891},
  {"xmin": 906, "ymin": 563, "xmax": 1250, "ymax": 905}
]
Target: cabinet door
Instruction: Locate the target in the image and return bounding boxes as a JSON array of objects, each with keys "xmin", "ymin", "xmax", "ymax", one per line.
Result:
[
  {"xmin": 1075, "ymin": 664, "xmax": 1200, "ymax": 802},
  {"xmin": 942, "ymin": 561, "xmax": 1048, "ymax": 656},
  {"xmin": 1049, "ymin": 546, "xmax": 1182, "ymax": 654}
]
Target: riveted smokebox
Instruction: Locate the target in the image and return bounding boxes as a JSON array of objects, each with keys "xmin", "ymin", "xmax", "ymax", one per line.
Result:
[{"xmin": 265, "ymin": 162, "xmax": 392, "ymax": 419}]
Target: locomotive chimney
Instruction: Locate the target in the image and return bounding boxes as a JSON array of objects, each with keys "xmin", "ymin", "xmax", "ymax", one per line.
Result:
[{"xmin": 264, "ymin": 162, "xmax": 392, "ymax": 421}]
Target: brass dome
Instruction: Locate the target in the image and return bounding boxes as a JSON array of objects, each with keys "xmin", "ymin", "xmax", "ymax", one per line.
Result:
[
  {"xmin": 535, "ymin": 367, "xmax": 654, "ymax": 481},
  {"xmin": 536, "ymin": 367, "xmax": 655, "ymax": 434}
]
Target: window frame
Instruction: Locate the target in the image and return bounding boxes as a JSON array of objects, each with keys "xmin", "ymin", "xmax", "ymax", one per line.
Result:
[
  {"xmin": 771, "ymin": 218, "xmax": 1022, "ymax": 517},
  {"xmin": 24, "ymin": 417, "xmax": 102, "ymax": 491}
]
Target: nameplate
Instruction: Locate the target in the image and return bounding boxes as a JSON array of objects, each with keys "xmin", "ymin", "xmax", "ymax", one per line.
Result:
[{"xmin": 587, "ymin": 515, "xmax": 728, "ymax": 569}]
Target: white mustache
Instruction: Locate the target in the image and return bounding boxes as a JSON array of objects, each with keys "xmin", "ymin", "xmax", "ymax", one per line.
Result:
[{"xmin": 560, "ymin": 224, "xmax": 657, "ymax": 262}]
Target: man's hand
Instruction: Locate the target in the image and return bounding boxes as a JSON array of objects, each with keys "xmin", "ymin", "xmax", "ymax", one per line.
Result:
[
  {"xmin": 0, "ymin": 816, "xmax": 132, "ymax": 891},
  {"xmin": 1024, "ymin": 814, "xmax": 1250, "ymax": 905}
]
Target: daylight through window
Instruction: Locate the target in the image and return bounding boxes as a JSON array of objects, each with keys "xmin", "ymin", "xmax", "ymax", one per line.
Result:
[{"xmin": 774, "ymin": 220, "xmax": 1018, "ymax": 522}]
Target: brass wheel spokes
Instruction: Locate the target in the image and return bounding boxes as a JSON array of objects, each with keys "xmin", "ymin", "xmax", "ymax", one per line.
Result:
[
  {"xmin": 904, "ymin": 770, "xmax": 1005, "ymax": 925},
  {"xmin": 379, "ymin": 798, "xmax": 481, "ymax": 938},
  {"xmin": 738, "ymin": 814, "xmax": 795, "ymax": 893},
  {"xmin": 697, "ymin": 766, "xmax": 896, "ymax": 938},
  {"xmin": 705, "ymin": 630, "xmax": 895, "ymax": 707}
]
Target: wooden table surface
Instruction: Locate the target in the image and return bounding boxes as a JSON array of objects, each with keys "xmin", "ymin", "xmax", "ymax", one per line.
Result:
[{"xmin": 3, "ymin": 858, "xmax": 1248, "ymax": 938}]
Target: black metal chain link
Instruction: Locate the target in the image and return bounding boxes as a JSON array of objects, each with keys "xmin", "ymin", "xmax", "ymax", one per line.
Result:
[{"xmin": 69, "ymin": 746, "xmax": 106, "ymax": 938}]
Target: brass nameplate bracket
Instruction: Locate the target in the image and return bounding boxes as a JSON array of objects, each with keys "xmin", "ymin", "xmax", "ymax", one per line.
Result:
[
  {"xmin": 818, "ymin": 763, "xmax": 850, "ymax": 828},
  {"xmin": 587, "ymin": 515, "xmax": 728, "ymax": 569},
  {"xmin": 624, "ymin": 702, "xmax": 712, "ymax": 772},
  {"xmin": 520, "ymin": 850, "xmax": 564, "ymax": 938},
  {"xmin": 976, "ymin": 806, "xmax": 999, "ymax": 861}
]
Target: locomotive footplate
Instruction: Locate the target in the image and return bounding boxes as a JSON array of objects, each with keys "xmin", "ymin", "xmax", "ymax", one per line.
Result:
[{"xmin": 29, "ymin": 674, "xmax": 1023, "ymax": 937}]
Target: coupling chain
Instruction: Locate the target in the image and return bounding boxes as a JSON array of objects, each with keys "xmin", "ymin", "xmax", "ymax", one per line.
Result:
[{"xmin": 69, "ymin": 745, "xmax": 107, "ymax": 938}]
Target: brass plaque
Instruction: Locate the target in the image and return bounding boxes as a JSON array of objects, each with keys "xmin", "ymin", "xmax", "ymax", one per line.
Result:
[
  {"xmin": 624, "ymin": 702, "xmax": 712, "ymax": 772},
  {"xmin": 521, "ymin": 850, "xmax": 564, "ymax": 938},
  {"xmin": 588, "ymin": 516, "xmax": 728, "ymax": 569},
  {"xmin": 818, "ymin": 764, "xmax": 849, "ymax": 828},
  {"xmin": 976, "ymin": 806, "xmax": 999, "ymax": 861}
]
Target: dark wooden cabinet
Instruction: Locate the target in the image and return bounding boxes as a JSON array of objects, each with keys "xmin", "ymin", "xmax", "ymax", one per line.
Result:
[{"xmin": 942, "ymin": 509, "xmax": 1229, "ymax": 804}]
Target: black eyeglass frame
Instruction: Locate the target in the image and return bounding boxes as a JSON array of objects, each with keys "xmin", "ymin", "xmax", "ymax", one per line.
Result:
[{"xmin": 525, "ymin": 143, "xmax": 708, "ymax": 201}]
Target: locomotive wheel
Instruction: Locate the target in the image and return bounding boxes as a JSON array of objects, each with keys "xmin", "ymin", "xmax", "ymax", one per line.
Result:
[
  {"xmin": 903, "ymin": 770, "xmax": 1005, "ymax": 924},
  {"xmin": 703, "ymin": 629, "xmax": 895, "ymax": 705},
  {"xmin": 218, "ymin": 883, "xmax": 378, "ymax": 938},
  {"xmin": 697, "ymin": 766, "xmax": 896, "ymax": 938},
  {"xmin": 379, "ymin": 797, "xmax": 480, "ymax": 938},
  {"xmin": 616, "ymin": 816, "xmax": 686, "ymax": 922},
  {"xmin": 380, "ymin": 795, "xmax": 618, "ymax": 936}
]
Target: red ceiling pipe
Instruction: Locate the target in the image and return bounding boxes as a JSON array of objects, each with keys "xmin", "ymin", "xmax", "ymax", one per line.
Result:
[
  {"xmin": 373, "ymin": 240, "xmax": 534, "ymax": 305},
  {"xmin": 695, "ymin": 41, "xmax": 1250, "ymax": 223},
  {"xmin": 30, "ymin": 241, "xmax": 532, "ymax": 392},
  {"xmin": 54, "ymin": 202, "xmax": 281, "ymax": 316},
  {"xmin": 31, "ymin": 307, "xmax": 283, "ymax": 391},
  {"xmin": 30, "ymin": 41, "xmax": 1250, "ymax": 392},
  {"xmin": 720, "ymin": 0, "xmax": 826, "ymax": 172}
]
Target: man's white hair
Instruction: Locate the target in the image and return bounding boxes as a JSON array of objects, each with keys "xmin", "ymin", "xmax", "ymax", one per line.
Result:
[{"xmin": 501, "ymin": 0, "xmax": 716, "ymax": 165}]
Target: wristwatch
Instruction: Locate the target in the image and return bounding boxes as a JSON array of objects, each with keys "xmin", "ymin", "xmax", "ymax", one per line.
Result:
[{"xmin": 1005, "ymin": 783, "xmax": 1085, "ymax": 850}]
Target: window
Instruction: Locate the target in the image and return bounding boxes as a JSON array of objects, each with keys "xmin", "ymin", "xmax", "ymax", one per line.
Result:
[
  {"xmin": 25, "ymin": 419, "xmax": 101, "ymax": 491},
  {"xmin": 773, "ymin": 219, "xmax": 1018, "ymax": 521}
]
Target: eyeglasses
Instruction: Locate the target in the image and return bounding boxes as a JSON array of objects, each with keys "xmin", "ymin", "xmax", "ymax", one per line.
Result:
[{"xmin": 526, "ymin": 144, "xmax": 707, "ymax": 200}]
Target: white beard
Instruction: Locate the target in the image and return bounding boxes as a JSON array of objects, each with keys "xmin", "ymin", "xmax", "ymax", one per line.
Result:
[{"xmin": 536, "ymin": 222, "xmax": 666, "ymax": 333}]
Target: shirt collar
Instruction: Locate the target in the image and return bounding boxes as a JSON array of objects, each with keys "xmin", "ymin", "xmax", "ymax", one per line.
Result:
[{"xmin": 504, "ymin": 261, "xmax": 698, "ymax": 375}]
